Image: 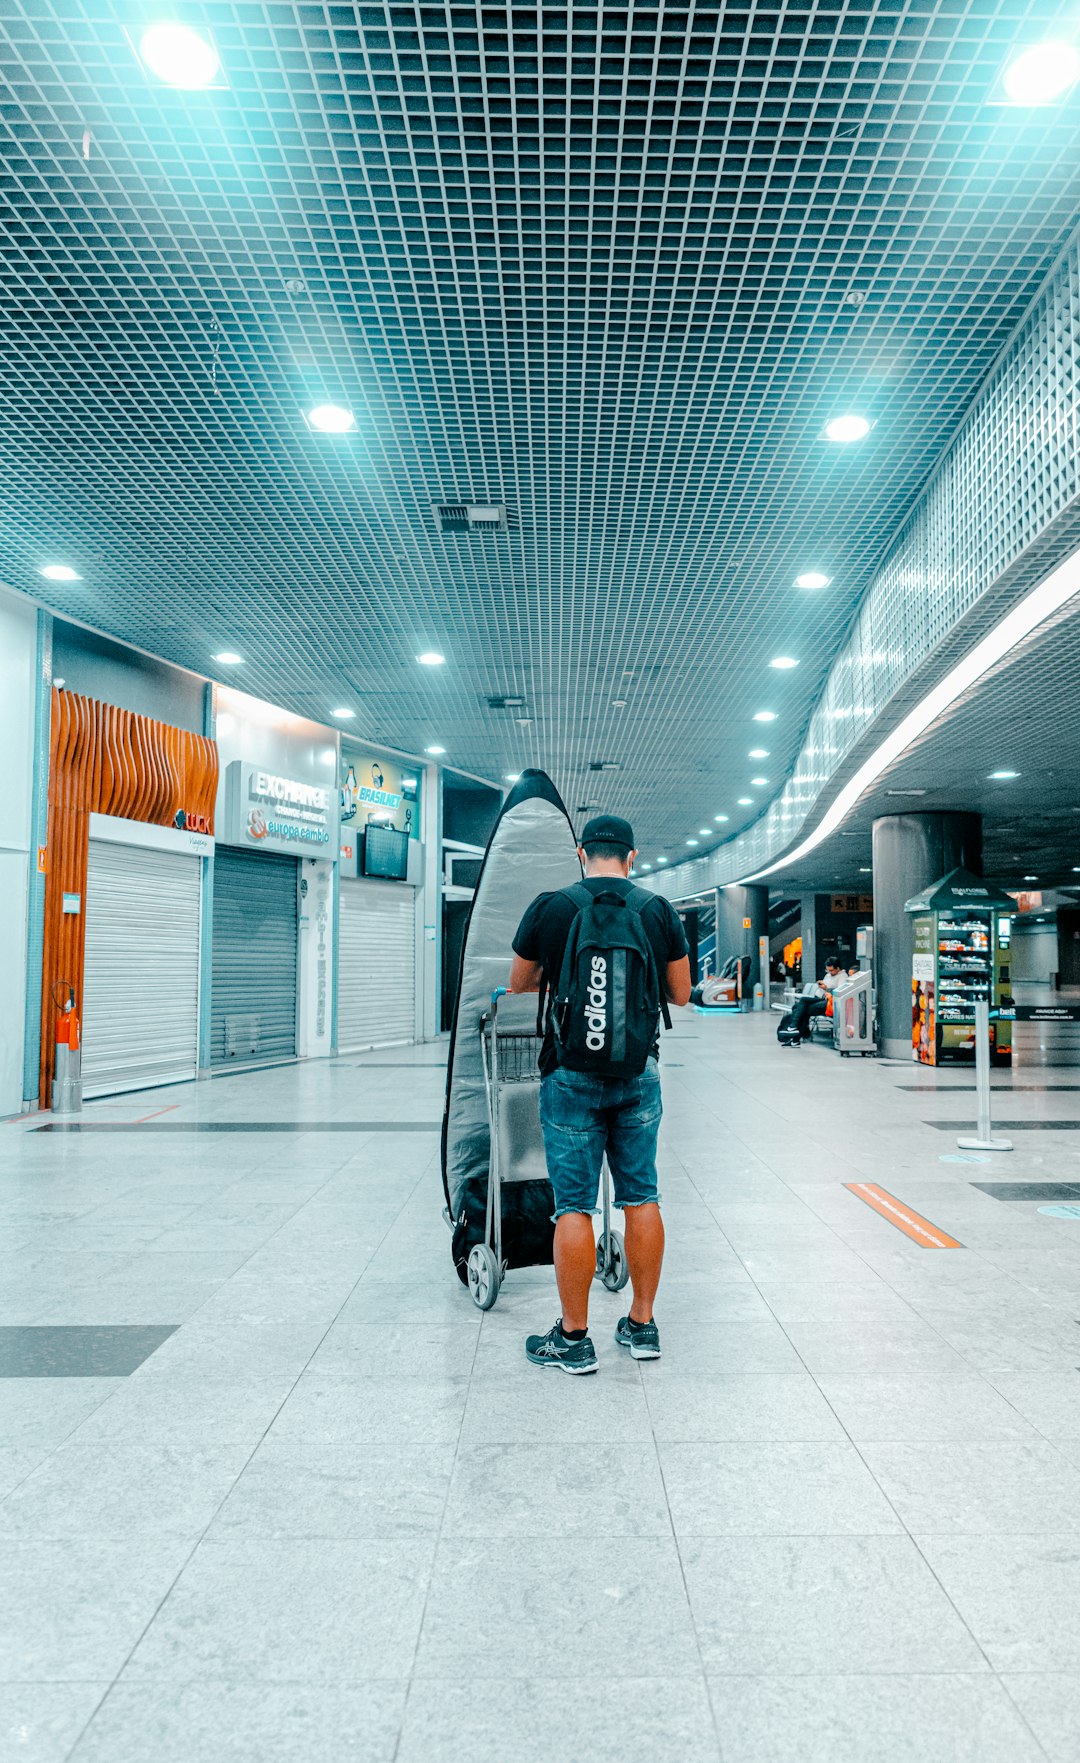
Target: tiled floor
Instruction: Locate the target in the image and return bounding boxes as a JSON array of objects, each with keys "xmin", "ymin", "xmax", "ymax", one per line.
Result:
[{"xmin": 3, "ymin": 1018, "xmax": 1080, "ymax": 1760}]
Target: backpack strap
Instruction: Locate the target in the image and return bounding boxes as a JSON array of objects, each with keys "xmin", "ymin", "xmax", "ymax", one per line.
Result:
[
  {"xmin": 538, "ymin": 882, "xmax": 591, "ymax": 1035},
  {"xmin": 625, "ymin": 890, "xmax": 672, "ymax": 1031}
]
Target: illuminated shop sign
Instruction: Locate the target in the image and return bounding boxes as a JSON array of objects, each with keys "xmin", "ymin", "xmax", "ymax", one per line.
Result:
[{"xmin": 225, "ymin": 761, "xmax": 335, "ymax": 858}]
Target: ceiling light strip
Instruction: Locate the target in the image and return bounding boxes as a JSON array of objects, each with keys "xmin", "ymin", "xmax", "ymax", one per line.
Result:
[{"xmin": 731, "ymin": 546, "xmax": 1080, "ymax": 885}]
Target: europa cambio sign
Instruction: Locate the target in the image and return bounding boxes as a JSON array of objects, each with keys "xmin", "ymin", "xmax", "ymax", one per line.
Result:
[{"xmin": 225, "ymin": 761, "xmax": 335, "ymax": 859}]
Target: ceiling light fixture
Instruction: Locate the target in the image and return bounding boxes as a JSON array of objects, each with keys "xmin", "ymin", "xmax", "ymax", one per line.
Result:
[
  {"xmin": 214, "ymin": 651, "xmax": 243, "ymax": 666},
  {"xmin": 331, "ymin": 707, "xmax": 354, "ymax": 719},
  {"xmin": 1023, "ymin": 874, "xmax": 1039, "ymax": 881},
  {"xmin": 1002, "ymin": 40, "xmax": 1080, "ymax": 104},
  {"xmin": 988, "ymin": 769, "xmax": 1019, "ymax": 780},
  {"xmin": 417, "ymin": 651, "xmax": 445, "ymax": 666},
  {"xmin": 751, "ymin": 776, "xmax": 768, "ymax": 787},
  {"xmin": 504, "ymin": 773, "xmax": 520, "ymax": 783},
  {"xmin": 657, "ymin": 855, "xmax": 668, "ymax": 864},
  {"xmin": 640, "ymin": 862, "xmax": 652, "ymax": 871},
  {"xmin": 825, "ymin": 414, "xmax": 871, "ymax": 443},
  {"xmin": 40, "ymin": 564, "xmax": 80, "ymax": 582},
  {"xmin": 714, "ymin": 814, "xmax": 730, "ymax": 823},
  {"xmin": 753, "ymin": 710, "xmax": 777, "ymax": 723},
  {"xmin": 306, "ymin": 403, "xmax": 355, "ymax": 434},
  {"xmin": 748, "ymin": 748, "xmax": 769, "ymax": 759},
  {"xmin": 737, "ymin": 797, "xmax": 753, "ymax": 806},
  {"xmin": 729, "ymin": 545, "xmax": 1080, "ymax": 887},
  {"xmin": 698, "ymin": 827, "xmax": 710, "ymax": 836},
  {"xmin": 797, "ymin": 572, "xmax": 831, "ymax": 589},
  {"xmin": 770, "ymin": 656, "xmax": 799, "ymax": 670},
  {"xmin": 859, "ymin": 866, "xmax": 872, "ymax": 874},
  {"xmin": 137, "ymin": 21, "xmax": 221, "ymax": 88},
  {"xmin": 425, "ymin": 745, "xmax": 446, "ymax": 756},
  {"xmin": 686, "ymin": 839, "xmax": 699, "ymax": 847}
]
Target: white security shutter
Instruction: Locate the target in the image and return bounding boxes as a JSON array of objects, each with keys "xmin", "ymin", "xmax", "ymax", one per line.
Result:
[
  {"xmin": 211, "ymin": 847, "xmax": 298, "ymax": 1066},
  {"xmin": 338, "ymin": 878, "xmax": 416, "ymax": 1050},
  {"xmin": 82, "ymin": 840, "xmax": 201, "ymax": 1098}
]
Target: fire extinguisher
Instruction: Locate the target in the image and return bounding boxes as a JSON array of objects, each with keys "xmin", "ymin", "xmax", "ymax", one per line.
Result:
[{"xmin": 51, "ymin": 981, "xmax": 82, "ymax": 1115}]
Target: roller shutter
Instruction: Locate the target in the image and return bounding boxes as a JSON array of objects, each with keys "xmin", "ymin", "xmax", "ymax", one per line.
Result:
[
  {"xmin": 211, "ymin": 847, "xmax": 298, "ymax": 1066},
  {"xmin": 338, "ymin": 878, "xmax": 416, "ymax": 1050},
  {"xmin": 82, "ymin": 840, "xmax": 201, "ymax": 1098}
]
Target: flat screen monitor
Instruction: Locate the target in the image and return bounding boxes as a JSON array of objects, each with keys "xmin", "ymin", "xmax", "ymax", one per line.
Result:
[{"xmin": 363, "ymin": 823, "xmax": 409, "ymax": 880}]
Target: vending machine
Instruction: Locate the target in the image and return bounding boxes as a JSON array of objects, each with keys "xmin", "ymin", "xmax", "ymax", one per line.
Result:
[{"xmin": 905, "ymin": 868, "xmax": 1014, "ymax": 1066}]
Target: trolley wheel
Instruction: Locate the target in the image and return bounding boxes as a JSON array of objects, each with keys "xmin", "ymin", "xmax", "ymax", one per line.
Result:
[
  {"xmin": 467, "ymin": 1244, "xmax": 501, "ymax": 1310},
  {"xmin": 596, "ymin": 1230, "xmax": 630, "ymax": 1292}
]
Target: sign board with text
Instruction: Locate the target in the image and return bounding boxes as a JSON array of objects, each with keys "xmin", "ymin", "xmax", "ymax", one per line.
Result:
[{"xmin": 225, "ymin": 761, "xmax": 335, "ymax": 858}]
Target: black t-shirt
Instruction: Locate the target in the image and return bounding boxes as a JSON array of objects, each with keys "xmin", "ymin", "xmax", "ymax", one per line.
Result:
[{"xmin": 513, "ymin": 877, "xmax": 689, "ymax": 1074}]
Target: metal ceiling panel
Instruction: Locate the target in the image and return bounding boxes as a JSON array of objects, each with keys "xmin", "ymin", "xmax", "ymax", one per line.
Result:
[{"xmin": 2, "ymin": 1, "xmax": 1079, "ymax": 857}]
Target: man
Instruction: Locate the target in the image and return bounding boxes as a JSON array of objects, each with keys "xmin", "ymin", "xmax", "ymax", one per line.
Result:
[
  {"xmin": 787, "ymin": 954, "xmax": 844, "ymax": 1040},
  {"xmin": 508, "ymin": 814, "xmax": 691, "ymax": 1374}
]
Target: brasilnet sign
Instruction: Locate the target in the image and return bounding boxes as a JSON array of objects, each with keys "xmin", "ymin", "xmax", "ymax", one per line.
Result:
[{"xmin": 225, "ymin": 761, "xmax": 335, "ymax": 857}]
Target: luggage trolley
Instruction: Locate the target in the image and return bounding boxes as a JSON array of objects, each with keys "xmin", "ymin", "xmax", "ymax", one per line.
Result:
[{"xmin": 468, "ymin": 986, "xmax": 630, "ymax": 1310}]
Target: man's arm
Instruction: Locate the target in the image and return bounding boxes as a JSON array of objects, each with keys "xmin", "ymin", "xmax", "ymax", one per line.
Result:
[
  {"xmin": 665, "ymin": 956, "xmax": 692, "ymax": 1008},
  {"xmin": 509, "ymin": 953, "xmax": 544, "ymax": 994}
]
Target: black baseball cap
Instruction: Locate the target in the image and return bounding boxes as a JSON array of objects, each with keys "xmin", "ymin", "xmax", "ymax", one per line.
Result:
[{"xmin": 580, "ymin": 813, "xmax": 635, "ymax": 850}]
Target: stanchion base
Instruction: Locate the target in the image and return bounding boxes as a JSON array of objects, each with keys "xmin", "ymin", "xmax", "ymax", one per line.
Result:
[{"xmin": 957, "ymin": 1135, "xmax": 1013, "ymax": 1152}]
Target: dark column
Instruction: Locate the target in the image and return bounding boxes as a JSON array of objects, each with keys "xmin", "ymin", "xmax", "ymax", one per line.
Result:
[
  {"xmin": 872, "ymin": 812, "xmax": 983, "ymax": 1058},
  {"xmin": 717, "ymin": 883, "xmax": 769, "ymax": 994}
]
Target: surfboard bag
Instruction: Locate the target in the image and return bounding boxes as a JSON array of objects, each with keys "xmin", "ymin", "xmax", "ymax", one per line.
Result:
[{"xmin": 441, "ymin": 770, "xmax": 581, "ymax": 1282}]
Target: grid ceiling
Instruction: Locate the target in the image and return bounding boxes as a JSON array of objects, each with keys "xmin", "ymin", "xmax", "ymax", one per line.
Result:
[{"xmin": 3, "ymin": 0, "xmax": 1080, "ymax": 856}]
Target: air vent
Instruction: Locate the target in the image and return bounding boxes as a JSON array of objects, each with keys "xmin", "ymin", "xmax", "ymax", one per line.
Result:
[
  {"xmin": 486, "ymin": 693, "xmax": 527, "ymax": 711},
  {"xmin": 588, "ymin": 760, "xmax": 621, "ymax": 773},
  {"xmin": 436, "ymin": 502, "xmax": 508, "ymax": 533}
]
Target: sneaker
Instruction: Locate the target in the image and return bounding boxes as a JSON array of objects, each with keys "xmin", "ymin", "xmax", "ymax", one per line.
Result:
[
  {"xmin": 525, "ymin": 1319, "xmax": 598, "ymax": 1375},
  {"xmin": 615, "ymin": 1314, "xmax": 661, "ymax": 1360}
]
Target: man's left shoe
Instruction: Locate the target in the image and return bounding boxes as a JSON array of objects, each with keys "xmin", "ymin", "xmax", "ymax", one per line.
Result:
[{"xmin": 525, "ymin": 1320, "xmax": 598, "ymax": 1374}]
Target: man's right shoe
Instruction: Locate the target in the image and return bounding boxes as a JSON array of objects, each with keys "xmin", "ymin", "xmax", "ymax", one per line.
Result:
[{"xmin": 615, "ymin": 1315, "xmax": 661, "ymax": 1359}]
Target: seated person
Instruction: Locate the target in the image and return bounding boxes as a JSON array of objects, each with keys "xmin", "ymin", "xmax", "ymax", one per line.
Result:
[{"xmin": 788, "ymin": 956, "xmax": 844, "ymax": 1039}]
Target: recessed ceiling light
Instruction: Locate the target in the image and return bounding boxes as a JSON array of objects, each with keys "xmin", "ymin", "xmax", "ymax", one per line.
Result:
[
  {"xmin": 612, "ymin": 698, "xmax": 628, "ymax": 708},
  {"xmin": 753, "ymin": 711, "xmax": 777, "ymax": 723},
  {"xmin": 751, "ymin": 776, "xmax": 768, "ymax": 787},
  {"xmin": 425, "ymin": 745, "xmax": 446, "ymax": 755},
  {"xmin": 859, "ymin": 866, "xmax": 872, "ymax": 874},
  {"xmin": 1002, "ymin": 40, "xmax": 1080, "ymax": 104},
  {"xmin": 1023, "ymin": 874, "xmax": 1039, "ymax": 881},
  {"xmin": 214, "ymin": 651, "xmax": 243, "ymax": 666},
  {"xmin": 825, "ymin": 414, "xmax": 871, "ymax": 443},
  {"xmin": 737, "ymin": 797, "xmax": 753, "ymax": 806},
  {"xmin": 640, "ymin": 862, "xmax": 652, "ymax": 870},
  {"xmin": 698, "ymin": 827, "xmax": 710, "ymax": 836},
  {"xmin": 1073, "ymin": 867, "xmax": 1080, "ymax": 873},
  {"xmin": 988, "ymin": 769, "xmax": 1019, "ymax": 780},
  {"xmin": 770, "ymin": 656, "xmax": 799, "ymax": 670},
  {"xmin": 657, "ymin": 855, "xmax": 668, "ymax": 864},
  {"xmin": 504, "ymin": 773, "xmax": 520, "ymax": 783},
  {"xmin": 686, "ymin": 838, "xmax": 699, "ymax": 847},
  {"xmin": 748, "ymin": 748, "xmax": 769, "ymax": 759},
  {"xmin": 417, "ymin": 651, "xmax": 445, "ymax": 666},
  {"xmin": 714, "ymin": 814, "xmax": 729, "ymax": 823},
  {"xmin": 137, "ymin": 21, "xmax": 220, "ymax": 88},
  {"xmin": 306, "ymin": 403, "xmax": 355, "ymax": 434},
  {"xmin": 796, "ymin": 572, "xmax": 831, "ymax": 589},
  {"xmin": 40, "ymin": 563, "xmax": 80, "ymax": 582},
  {"xmin": 331, "ymin": 707, "xmax": 354, "ymax": 719}
]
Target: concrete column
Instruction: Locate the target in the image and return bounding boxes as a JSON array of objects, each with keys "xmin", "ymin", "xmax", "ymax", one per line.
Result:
[
  {"xmin": 717, "ymin": 883, "xmax": 769, "ymax": 993},
  {"xmin": 872, "ymin": 811, "xmax": 983, "ymax": 1058}
]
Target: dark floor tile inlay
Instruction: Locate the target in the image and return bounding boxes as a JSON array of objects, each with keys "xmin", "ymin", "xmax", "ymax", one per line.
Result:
[
  {"xmin": 900, "ymin": 1083, "xmax": 1080, "ymax": 1092},
  {"xmin": 0, "ymin": 1325, "xmax": 178, "ymax": 1377},
  {"xmin": 971, "ymin": 1183, "xmax": 1080, "ymax": 1202},
  {"xmin": 33, "ymin": 1121, "xmax": 441, "ymax": 1133},
  {"xmin": 927, "ymin": 1120, "xmax": 1080, "ymax": 1131}
]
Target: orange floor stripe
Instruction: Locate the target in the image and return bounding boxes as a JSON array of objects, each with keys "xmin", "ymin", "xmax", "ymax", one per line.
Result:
[{"xmin": 844, "ymin": 1182, "xmax": 962, "ymax": 1248}]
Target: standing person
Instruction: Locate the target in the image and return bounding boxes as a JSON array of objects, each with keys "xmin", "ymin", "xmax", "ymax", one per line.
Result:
[
  {"xmin": 787, "ymin": 955, "xmax": 844, "ymax": 1039},
  {"xmin": 508, "ymin": 815, "xmax": 691, "ymax": 1374}
]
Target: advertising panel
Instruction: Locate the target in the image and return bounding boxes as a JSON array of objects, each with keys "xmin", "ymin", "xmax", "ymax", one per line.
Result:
[
  {"xmin": 225, "ymin": 761, "xmax": 335, "ymax": 857},
  {"xmin": 912, "ymin": 913, "xmax": 936, "ymax": 1064},
  {"xmin": 340, "ymin": 751, "xmax": 420, "ymax": 840}
]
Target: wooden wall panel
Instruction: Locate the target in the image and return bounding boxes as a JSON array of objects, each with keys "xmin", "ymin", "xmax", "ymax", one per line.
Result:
[{"xmin": 39, "ymin": 691, "xmax": 219, "ymax": 1106}]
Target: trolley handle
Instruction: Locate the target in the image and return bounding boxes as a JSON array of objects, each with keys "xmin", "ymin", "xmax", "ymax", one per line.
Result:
[{"xmin": 490, "ymin": 986, "xmax": 508, "ymax": 1007}]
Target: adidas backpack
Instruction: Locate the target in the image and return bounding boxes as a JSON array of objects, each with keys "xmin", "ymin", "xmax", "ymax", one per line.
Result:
[{"xmin": 543, "ymin": 883, "xmax": 671, "ymax": 1077}]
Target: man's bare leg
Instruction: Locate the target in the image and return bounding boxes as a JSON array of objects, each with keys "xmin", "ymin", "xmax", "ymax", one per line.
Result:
[
  {"xmin": 624, "ymin": 1201, "xmax": 664, "ymax": 1322},
  {"xmin": 553, "ymin": 1211, "xmax": 596, "ymax": 1332}
]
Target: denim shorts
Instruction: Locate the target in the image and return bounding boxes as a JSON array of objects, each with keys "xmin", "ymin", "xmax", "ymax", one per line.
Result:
[{"xmin": 539, "ymin": 1057, "xmax": 662, "ymax": 1220}]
